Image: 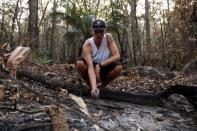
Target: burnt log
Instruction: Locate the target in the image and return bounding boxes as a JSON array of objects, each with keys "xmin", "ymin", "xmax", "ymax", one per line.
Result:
[
  {"xmin": 17, "ymin": 69, "xmax": 163, "ymax": 106},
  {"xmin": 0, "ymin": 112, "xmax": 52, "ymax": 131},
  {"xmin": 17, "ymin": 69, "xmax": 197, "ymax": 108}
]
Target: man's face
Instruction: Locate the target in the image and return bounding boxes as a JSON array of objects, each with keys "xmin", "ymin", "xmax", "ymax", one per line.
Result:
[{"xmin": 93, "ymin": 30, "xmax": 105, "ymax": 41}]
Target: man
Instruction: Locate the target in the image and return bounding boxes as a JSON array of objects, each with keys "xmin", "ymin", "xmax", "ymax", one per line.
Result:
[{"xmin": 76, "ymin": 19, "xmax": 122, "ymax": 98}]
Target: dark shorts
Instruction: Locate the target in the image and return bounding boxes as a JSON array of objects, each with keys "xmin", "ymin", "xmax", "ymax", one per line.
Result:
[{"xmin": 76, "ymin": 58, "xmax": 121, "ymax": 81}]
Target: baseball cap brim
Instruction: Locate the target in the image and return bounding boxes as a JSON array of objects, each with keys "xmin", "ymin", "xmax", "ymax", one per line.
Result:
[{"xmin": 92, "ymin": 28, "xmax": 106, "ymax": 31}]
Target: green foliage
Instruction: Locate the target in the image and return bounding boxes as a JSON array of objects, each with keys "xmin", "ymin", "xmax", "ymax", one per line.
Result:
[
  {"xmin": 64, "ymin": 31, "xmax": 76, "ymax": 45},
  {"xmin": 58, "ymin": 0, "xmax": 98, "ymax": 39}
]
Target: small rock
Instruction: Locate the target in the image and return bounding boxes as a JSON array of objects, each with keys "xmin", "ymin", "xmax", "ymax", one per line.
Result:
[
  {"xmin": 165, "ymin": 94, "xmax": 194, "ymax": 113},
  {"xmin": 182, "ymin": 58, "xmax": 197, "ymax": 75}
]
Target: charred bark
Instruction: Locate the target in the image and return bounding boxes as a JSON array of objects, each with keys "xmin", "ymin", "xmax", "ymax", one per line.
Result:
[
  {"xmin": 17, "ymin": 69, "xmax": 163, "ymax": 106},
  {"xmin": 17, "ymin": 69, "xmax": 197, "ymax": 108},
  {"xmin": 0, "ymin": 112, "xmax": 52, "ymax": 131}
]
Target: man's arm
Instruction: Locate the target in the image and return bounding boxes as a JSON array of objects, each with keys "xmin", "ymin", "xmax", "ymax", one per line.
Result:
[
  {"xmin": 100, "ymin": 33, "xmax": 120, "ymax": 67},
  {"xmin": 83, "ymin": 42, "xmax": 99, "ymax": 98}
]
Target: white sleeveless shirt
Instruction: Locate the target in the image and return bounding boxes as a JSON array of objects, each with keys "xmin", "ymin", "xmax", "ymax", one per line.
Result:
[{"xmin": 85, "ymin": 34, "xmax": 110, "ymax": 63}]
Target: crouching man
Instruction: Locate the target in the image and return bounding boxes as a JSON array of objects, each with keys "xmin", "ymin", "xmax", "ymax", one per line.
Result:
[{"xmin": 76, "ymin": 19, "xmax": 122, "ymax": 98}]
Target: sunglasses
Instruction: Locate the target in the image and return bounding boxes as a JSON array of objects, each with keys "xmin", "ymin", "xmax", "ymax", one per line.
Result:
[{"xmin": 94, "ymin": 30, "xmax": 104, "ymax": 33}]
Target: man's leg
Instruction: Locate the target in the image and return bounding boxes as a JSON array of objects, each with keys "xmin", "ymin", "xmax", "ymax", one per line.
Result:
[
  {"xmin": 106, "ymin": 65, "xmax": 122, "ymax": 80},
  {"xmin": 75, "ymin": 60, "xmax": 89, "ymax": 83},
  {"xmin": 100, "ymin": 64, "xmax": 122, "ymax": 87}
]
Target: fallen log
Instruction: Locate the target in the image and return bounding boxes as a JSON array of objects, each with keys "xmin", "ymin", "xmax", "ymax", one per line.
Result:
[
  {"xmin": 0, "ymin": 112, "xmax": 52, "ymax": 131},
  {"xmin": 17, "ymin": 69, "xmax": 197, "ymax": 107},
  {"xmin": 17, "ymin": 69, "xmax": 163, "ymax": 106}
]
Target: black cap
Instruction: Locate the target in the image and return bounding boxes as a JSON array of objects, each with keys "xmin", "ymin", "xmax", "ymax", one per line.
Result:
[{"xmin": 91, "ymin": 19, "xmax": 106, "ymax": 30}]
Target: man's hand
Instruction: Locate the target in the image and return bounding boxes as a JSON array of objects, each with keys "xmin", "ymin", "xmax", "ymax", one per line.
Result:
[
  {"xmin": 95, "ymin": 64, "xmax": 101, "ymax": 82},
  {"xmin": 91, "ymin": 88, "xmax": 99, "ymax": 98}
]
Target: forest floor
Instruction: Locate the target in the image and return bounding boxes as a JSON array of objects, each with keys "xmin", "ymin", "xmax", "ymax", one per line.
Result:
[{"xmin": 0, "ymin": 61, "xmax": 197, "ymax": 131}]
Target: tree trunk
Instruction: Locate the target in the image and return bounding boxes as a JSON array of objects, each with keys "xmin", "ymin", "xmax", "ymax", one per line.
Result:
[
  {"xmin": 50, "ymin": 0, "xmax": 57, "ymax": 60},
  {"xmin": 160, "ymin": 20, "xmax": 165, "ymax": 67},
  {"xmin": 116, "ymin": 26, "xmax": 123, "ymax": 61},
  {"xmin": 28, "ymin": 0, "xmax": 39, "ymax": 49},
  {"xmin": 0, "ymin": 9, "xmax": 5, "ymax": 42},
  {"xmin": 16, "ymin": 0, "xmax": 24, "ymax": 44},
  {"xmin": 95, "ymin": 0, "xmax": 101, "ymax": 17},
  {"xmin": 121, "ymin": 25, "xmax": 130, "ymax": 67},
  {"xmin": 145, "ymin": 0, "xmax": 151, "ymax": 64},
  {"xmin": 129, "ymin": 0, "xmax": 140, "ymax": 66},
  {"xmin": 11, "ymin": 0, "xmax": 20, "ymax": 47},
  {"xmin": 39, "ymin": 1, "xmax": 49, "ymax": 29}
]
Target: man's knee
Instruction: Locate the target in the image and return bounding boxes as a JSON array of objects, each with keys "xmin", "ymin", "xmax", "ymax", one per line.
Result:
[
  {"xmin": 104, "ymin": 65, "xmax": 122, "ymax": 82},
  {"xmin": 114, "ymin": 65, "xmax": 122, "ymax": 74},
  {"xmin": 107, "ymin": 65, "xmax": 122, "ymax": 78},
  {"xmin": 76, "ymin": 60, "xmax": 88, "ymax": 76},
  {"xmin": 76, "ymin": 60, "xmax": 85, "ymax": 70}
]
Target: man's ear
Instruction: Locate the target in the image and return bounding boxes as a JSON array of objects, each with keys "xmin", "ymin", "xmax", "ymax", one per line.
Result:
[{"xmin": 90, "ymin": 29, "xmax": 94, "ymax": 35}]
